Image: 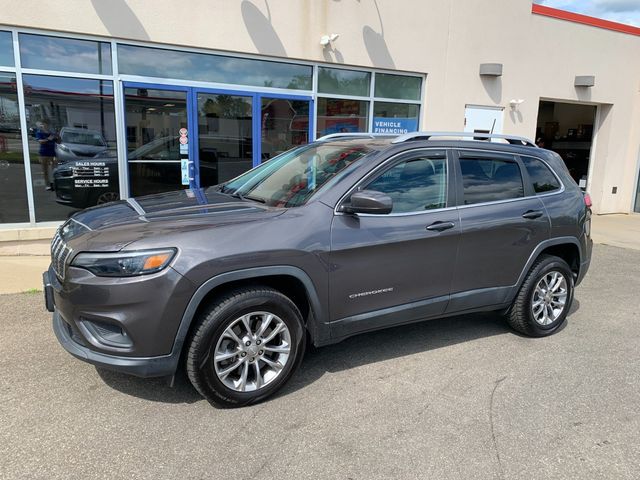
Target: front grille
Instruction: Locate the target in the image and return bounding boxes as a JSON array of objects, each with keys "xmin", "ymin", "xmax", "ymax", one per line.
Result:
[
  {"xmin": 51, "ymin": 230, "xmax": 72, "ymax": 280},
  {"xmin": 71, "ymin": 149, "xmax": 97, "ymax": 157}
]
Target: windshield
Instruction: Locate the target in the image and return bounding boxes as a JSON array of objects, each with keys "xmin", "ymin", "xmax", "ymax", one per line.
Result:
[
  {"xmin": 61, "ymin": 130, "xmax": 106, "ymax": 146},
  {"xmin": 220, "ymin": 142, "xmax": 373, "ymax": 207}
]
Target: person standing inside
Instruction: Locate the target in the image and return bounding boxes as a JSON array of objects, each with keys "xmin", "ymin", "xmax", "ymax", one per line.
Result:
[{"xmin": 36, "ymin": 120, "xmax": 57, "ymax": 191}]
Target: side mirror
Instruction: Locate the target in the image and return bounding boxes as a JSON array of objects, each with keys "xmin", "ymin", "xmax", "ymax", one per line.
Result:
[{"xmin": 340, "ymin": 190, "xmax": 393, "ymax": 215}]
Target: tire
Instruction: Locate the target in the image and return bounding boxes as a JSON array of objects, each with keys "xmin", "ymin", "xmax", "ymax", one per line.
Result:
[
  {"xmin": 506, "ymin": 255, "xmax": 574, "ymax": 337},
  {"xmin": 186, "ymin": 287, "xmax": 306, "ymax": 408}
]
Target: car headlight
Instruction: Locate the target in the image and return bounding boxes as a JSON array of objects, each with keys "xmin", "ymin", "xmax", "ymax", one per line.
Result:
[
  {"xmin": 71, "ymin": 249, "xmax": 177, "ymax": 277},
  {"xmin": 57, "ymin": 144, "xmax": 71, "ymax": 153}
]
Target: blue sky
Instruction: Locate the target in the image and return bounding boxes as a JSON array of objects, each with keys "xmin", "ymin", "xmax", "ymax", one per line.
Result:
[{"xmin": 534, "ymin": 0, "xmax": 640, "ymax": 26}]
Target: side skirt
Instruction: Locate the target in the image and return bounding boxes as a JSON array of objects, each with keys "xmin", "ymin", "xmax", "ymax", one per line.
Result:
[{"xmin": 322, "ymin": 291, "xmax": 511, "ymax": 347}]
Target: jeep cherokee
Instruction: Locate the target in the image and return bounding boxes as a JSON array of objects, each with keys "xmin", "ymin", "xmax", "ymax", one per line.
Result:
[{"xmin": 44, "ymin": 131, "xmax": 592, "ymax": 407}]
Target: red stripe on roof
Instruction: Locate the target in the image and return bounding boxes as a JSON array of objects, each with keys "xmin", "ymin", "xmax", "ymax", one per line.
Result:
[{"xmin": 532, "ymin": 3, "xmax": 640, "ymax": 37}]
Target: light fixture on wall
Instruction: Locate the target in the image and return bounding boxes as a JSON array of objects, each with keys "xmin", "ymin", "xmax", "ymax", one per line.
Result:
[
  {"xmin": 509, "ymin": 99, "xmax": 525, "ymax": 111},
  {"xmin": 479, "ymin": 63, "xmax": 503, "ymax": 77},
  {"xmin": 320, "ymin": 33, "xmax": 340, "ymax": 47},
  {"xmin": 575, "ymin": 75, "xmax": 595, "ymax": 88}
]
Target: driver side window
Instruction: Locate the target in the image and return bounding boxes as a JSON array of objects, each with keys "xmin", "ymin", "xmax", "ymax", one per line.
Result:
[{"xmin": 365, "ymin": 155, "xmax": 447, "ymax": 213}]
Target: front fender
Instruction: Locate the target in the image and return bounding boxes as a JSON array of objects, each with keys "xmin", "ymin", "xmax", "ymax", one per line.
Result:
[{"xmin": 168, "ymin": 265, "xmax": 329, "ymax": 366}]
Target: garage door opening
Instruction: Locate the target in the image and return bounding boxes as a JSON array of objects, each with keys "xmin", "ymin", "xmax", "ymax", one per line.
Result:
[{"xmin": 536, "ymin": 101, "xmax": 597, "ymax": 189}]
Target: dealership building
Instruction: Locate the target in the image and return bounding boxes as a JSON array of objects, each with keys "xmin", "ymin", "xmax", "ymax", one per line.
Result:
[{"xmin": 0, "ymin": 0, "xmax": 639, "ymax": 236}]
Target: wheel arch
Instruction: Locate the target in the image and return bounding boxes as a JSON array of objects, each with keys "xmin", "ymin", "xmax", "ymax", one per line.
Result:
[
  {"xmin": 509, "ymin": 237, "xmax": 582, "ymax": 302},
  {"xmin": 169, "ymin": 266, "xmax": 326, "ymax": 370}
]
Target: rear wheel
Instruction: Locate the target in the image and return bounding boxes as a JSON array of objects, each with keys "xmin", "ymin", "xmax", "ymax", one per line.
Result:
[
  {"xmin": 507, "ymin": 255, "xmax": 574, "ymax": 337},
  {"xmin": 186, "ymin": 287, "xmax": 306, "ymax": 408}
]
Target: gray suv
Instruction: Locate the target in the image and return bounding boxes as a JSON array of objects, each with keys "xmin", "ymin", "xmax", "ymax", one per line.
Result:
[{"xmin": 44, "ymin": 132, "xmax": 592, "ymax": 407}]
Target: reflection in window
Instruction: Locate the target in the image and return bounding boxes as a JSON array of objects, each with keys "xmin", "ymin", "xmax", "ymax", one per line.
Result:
[
  {"xmin": 223, "ymin": 143, "xmax": 372, "ymax": 208},
  {"xmin": 22, "ymin": 75, "xmax": 118, "ymax": 221},
  {"xmin": 366, "ymin": 156, "xmax": 447, "ymax": 213},
  {"xmin": 374, "ymin": 73, "xmax": 422, "ymax": 101},
  {"xmin": 521, "ymin": 156, "xmax": 561, "ymax": 193},
  {"xmin": 460, "ymin": 158, "xmax": 524, "ymax": 205},
  {"xmin": 318, "ymin": 67, "xmax": 370, "ymax": 97},
  {"xmin": 198, "ymin": 93, "xmax": 253, "ymax": 187},
  {"xmin": 19, "ymin": 34, "xmax": 112, "ymax": 74},
  {"xmin": 0, "ymin": 31, "xmax": 14, "ymax": 66},
  {"xmin": 0, "ymin": 74, "xmax": 30, "ymax": 223},
  {"xmin": 316, "ymin": 98, "xmax": 369, "ymax": 138},
  {"xmin": 261, "ymin": 98, "xmax": 309, "ymax": 161},
  {"xmin": 118, "ymin": 44, "xmax": 312, "ymax": 90}
]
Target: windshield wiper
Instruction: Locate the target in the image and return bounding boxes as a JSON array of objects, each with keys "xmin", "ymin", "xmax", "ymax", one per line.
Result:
[
  {"xmin": 241, "ymin": 194, "xmax": 266, "ymax": 204},
  {"xmin": 228, "ymin": 191, "xmax": 266, "ymax": 203}
]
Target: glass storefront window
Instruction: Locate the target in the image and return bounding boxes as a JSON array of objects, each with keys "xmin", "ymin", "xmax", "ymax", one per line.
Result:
[
  {"xmin": 23, "ymin": 75, "xmax": 118, "ymax": 221},
  {"xmin": 124, "ymin": 88, "xmax": 188, "ymax": 197},
  {"xmin": 19, "ymin": 34, "xmax": 112, "ymax": 74},
  {"xmin": 374, "ymin": 73, "xmax": 422, "ymax": 101},
  {"xmin": 0, "ymin": 74, "xmax": 29, "ymax": 223},
  {"xmin": 198, "ymin": 93, "xmax": 253, "ymax": 187},
  {"xmin": 118, "ymin": 45, "xmax": 312, "ymax": 90},
  {"xmin": 372, "ymin": 102, "xmax": 420, "ymax": 134},
  {"xmin": 261, "ymin": 98, "xmax": 309, "ymax": 161},
  {"xmin": 318, "ymin": 67, "xmax": 370, "ymax": 97},
  {"xmin": 316, "ymin": 98, "xmax": 369, "ymax": 138},
  {"xmin": 0, "ymin": 31, "xmax": 14, "ymax": 66}
]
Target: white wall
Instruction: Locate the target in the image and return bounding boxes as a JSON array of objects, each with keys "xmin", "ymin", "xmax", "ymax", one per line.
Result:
[{"xmin": 0, "ymin": 0, "xmax": 639, "ymax": 212}]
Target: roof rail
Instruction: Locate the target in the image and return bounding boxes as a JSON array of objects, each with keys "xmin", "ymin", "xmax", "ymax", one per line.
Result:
[
  {"xmin": 316, "ymin": 133, "xmax": 394, "ymax": 141},
  {"xmin": 391, "ymin": 131, "xmax": 538, "ymax": 147}
]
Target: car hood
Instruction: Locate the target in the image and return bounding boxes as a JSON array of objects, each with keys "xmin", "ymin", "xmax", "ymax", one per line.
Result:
[
  {"xmin": 59, "ymin": 188, "xmax": 285, "ymax": 252},
  {"xmin": 59, "ymin": 143, "xmax": 107, "ymax": 153}
]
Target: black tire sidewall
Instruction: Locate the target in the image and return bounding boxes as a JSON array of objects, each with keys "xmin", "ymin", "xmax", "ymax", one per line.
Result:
[
  {"xmin": 191, "ymin": 291, "xmax": 306, "ymax": 407},
  {"xmin": 522, "ymin": 258, "xmax": 574, "ymax": 335}
]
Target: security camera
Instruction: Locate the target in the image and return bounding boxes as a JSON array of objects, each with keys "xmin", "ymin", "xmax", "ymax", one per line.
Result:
[{"xmin": 320, "ymin": 33, "xmax": 340, "ymax": 47}]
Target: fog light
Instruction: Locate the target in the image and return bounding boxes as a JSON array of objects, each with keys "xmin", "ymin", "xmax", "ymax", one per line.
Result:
[{"xmin": 79, "ymin": 319, "xmax": 133, "ymax": 349}]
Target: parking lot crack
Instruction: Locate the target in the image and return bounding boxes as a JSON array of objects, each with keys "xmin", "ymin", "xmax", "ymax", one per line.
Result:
[{"xmin": 490, "ymin": 376, "xmax": 507, "ymax": 479}]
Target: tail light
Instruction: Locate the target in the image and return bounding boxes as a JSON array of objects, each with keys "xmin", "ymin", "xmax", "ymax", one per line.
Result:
[{"xmin": 583, "ymin": 192, "xmax": 593, "ymax": 209}]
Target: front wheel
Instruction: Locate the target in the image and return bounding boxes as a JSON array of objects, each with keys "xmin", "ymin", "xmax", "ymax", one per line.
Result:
[
  {"xmin": 186, "ymin": 287, "xmax": 306, "ymax": 408},
  {"xmin": 506, "ymin": 255, "xmax": 574, "ymax": 337}
]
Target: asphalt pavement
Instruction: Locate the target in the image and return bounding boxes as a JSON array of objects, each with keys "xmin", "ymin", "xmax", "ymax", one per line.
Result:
[{"xmin": 1, "ymin": 244, "xmax": 639, "ymax": 480}]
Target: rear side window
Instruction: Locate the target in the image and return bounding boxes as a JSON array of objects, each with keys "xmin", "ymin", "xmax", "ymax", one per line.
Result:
[
  {"xmin": 459, "ymin": 157, "xmax": 524, "ymax": 205},
  {"xmin": 366, "ymin": 155, "xmax": 447, "ymax": 213},
  {"xmin": 522, "ymin": 157, "xmax": 561, "ymax": 193}
]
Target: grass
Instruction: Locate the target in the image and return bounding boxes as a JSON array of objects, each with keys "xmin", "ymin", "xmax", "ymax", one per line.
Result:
[{"xmin": 24, "ymin": 288, "xmax": 42, "ymax": 294}]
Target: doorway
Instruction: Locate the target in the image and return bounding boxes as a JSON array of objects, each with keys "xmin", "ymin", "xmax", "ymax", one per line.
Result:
[
  {"xmin": 464, "ymin": 105, "xmax": 504, "ymax": 139},
  {"xmin": 123, "ymin": 82, "xmax": 312, "ymax": 196},
  {"xmin": 536, "ymin": 100, "xmax": 597, "ymax": 189}
]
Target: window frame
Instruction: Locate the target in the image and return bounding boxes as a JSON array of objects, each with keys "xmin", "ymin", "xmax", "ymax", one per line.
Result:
[
  {"xmin": 335, "ymin": 147, "xmax": 456, "ymax": 217},
  {"xmin": 454, "ymin": 149, "xmax": 529, "ymax": 207}
]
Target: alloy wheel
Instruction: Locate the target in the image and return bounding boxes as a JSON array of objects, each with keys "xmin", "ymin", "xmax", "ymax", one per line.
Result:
[
  {"xmin": 213, "ymin": 311, "xmax": 291, "ymax": 392},
  {"xmin": 531, "ymin": 271, "xmax": 568, "ymax": 326}
]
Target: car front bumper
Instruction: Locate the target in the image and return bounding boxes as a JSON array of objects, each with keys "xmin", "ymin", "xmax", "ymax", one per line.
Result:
[
  {"xmin": 52, "ymin": 309, "xmax": 178, "ymax": 377},
  {"xmin": 44, "ymin": 264, "xmax": 194, "ymax": 378}
]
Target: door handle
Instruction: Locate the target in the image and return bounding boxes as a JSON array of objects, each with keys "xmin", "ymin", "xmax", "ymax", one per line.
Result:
[
  {"xmin": 426, "ymin": 221, "xmax": 455, "ymax": 232},
  {"xmin": 522, "ymin": 210, "xmax": 544, "ymax": 220}
]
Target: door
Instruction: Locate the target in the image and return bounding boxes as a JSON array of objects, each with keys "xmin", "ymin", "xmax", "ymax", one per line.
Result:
[
  {"xmin": 124, "ymin": 83, "xmax": 313, "ymax": 195},
  {"xmin": 464, "ymin": 105, "xmax": 504, "ymax": 139},
  {"xmin": 124, "ymin": 85, "xmax": 192, "ymax": 196},
  {"xmin": 448, "ymin": 149, "xmax": 550, "ymax": 312},
  {"xmin": 195, "ymin": 91, "xmax": 254, "ymax": 188},
  {"xmin": 195, "ymin": 90, "xmax": 312, "ymax": 188},
  {"xmin": 329, "ymin": 149, "xmax": 459, "ymax": 338}
]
